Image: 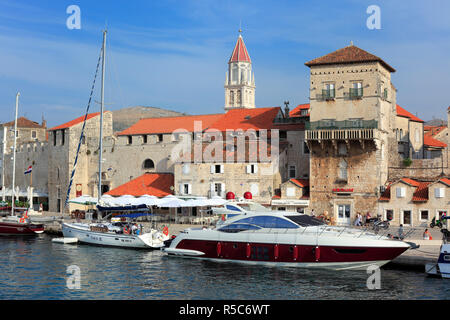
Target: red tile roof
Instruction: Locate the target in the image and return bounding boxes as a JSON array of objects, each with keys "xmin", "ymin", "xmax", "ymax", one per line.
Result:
[
  {"xmin": 118, "ymin": 114, "xmax": 223, "ymax": 136},
  {"xmin": 412, "ymin": 182, "xmax": 431, "ymax": 202},
  {"xmin": 424, "ymin": 125, "xmax": 447, "ymax": 137},
  {"xmin": 305, "ymin": 45, "xmax": 396, "ymax": 73},
  {"xmin": 400, "ymin": 177, "xmax": 420, "ymax": 187},
  {"xmin": 229, "ymin": 34, "xmax": 251, "ymax": 63},
  {"xmin": 396, "ymin": 105, "xmax": 424, "ymax": 123},
  {"xmin": 290, "ymin": 179, "xmax": 309, "ymax": 188},
  {"xmin": 48, "ymin": 112, "xmax": 101, "ymax": 131},
  {"xmin": 424, "ymin": 135, "xmax": 447, "ymax": 148},
  {"xmin": 206, "ymin": 107, "xmax": 281, "ymax": 132},
  {"xmin": 2, "ymin": 117, "xmax": 45, "ymax": 129},
  {"xmin": 379, "ymin": 178, "xmax": 448, "ymax": 202},
  {"xmin": 289, "ymin": 104, "xmax": 310, "ymax": 118},
  {"xmin": 105, "ymin": 173, "xmax": 174, "ymax": 197}
]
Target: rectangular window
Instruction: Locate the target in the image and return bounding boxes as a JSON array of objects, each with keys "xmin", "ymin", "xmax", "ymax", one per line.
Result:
[
  {"xmin": 214, "ymin": 183, "xmax": 223, "ymax": 196},
  {"xmin": 403, "ymin": 210, "xmax": 411, "ymax": 225},
  {"xmin": 157, "ymin": 134, "xmax": 163, "ymax": 142},
  {"xmin": 211, "ymin": 164, "xmax": 224, "ymax": 174},
  {"xmin": 246, "ymin": 164, "xmax": 258, "ymax": 174},
  {"xmin": 385, "ymin": 209, "xmax": 394, "ymax": 221},
  {"xmin": 303, "ymin": 141, "xmax": 310, "ymax": 154},
  {"xmin": 286, "ymin": 187, "xmax": 295, "ymax": 197},
  {"xmin": 182, "ymin": 164, "xmax": 190, "ymax": 175},
  {"xmin": 289, "ymin": 165, "xmax": 296, "ymax": 179},
  {"xmin": 396, "ymin": 187, "xmax": 406, "ymax": 198},
  {"xmin": 179, "ymin": 183, "xmax": 191, "ymax": 195},
  {"xmin": 31, "ymin": 131, "xmax": 37, "ymax": 139},
  {"xmin": 61, "ymin": 130, "xmax": 65, "ymax": 145},
  {"xmin": 349, "ymin": 82, "xmax": 363, "ymax": 99},
  {"xmin": 323, "ymin": 83, "xmax": 335, "ymax": 99},
  {"xmin": 142, "ymin": 135, "xmax": 147, "ymax": 144},
  {"xmin": 435, "ymin": 188, "xmax": 445, "ymax": 198},
  {"xmin": 127, "ymin": 136, "xmax": 132, "ymax": 145},
  {"xmin": 420, "ymin": 210, "xmax": 429, "ymax": 221},
  {"xmin": 53, "ymin": 132, "xmax": 57, "ymax": 146}
]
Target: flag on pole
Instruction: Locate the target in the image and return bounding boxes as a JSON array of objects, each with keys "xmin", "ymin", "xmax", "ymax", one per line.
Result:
[{"xmin": 24, "ymin": 166, "xmax": 32, "ymax": 175}]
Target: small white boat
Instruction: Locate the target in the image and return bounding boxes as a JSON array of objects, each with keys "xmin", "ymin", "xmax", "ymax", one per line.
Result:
[
  {"xmin": 62, "ymin": 221, "xmax": 169, "ymax": 249},
  {"xmin": 425, "ymin": 230, "xmax": 450, "ymax": 279},
  {"xmin": 52, "ymin": 237, "xmax": 79, "ymax": 244}
]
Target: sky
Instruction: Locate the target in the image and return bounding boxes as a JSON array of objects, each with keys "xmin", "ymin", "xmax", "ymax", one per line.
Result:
[{"xmin": 0, "ymin": 0, "xmax": 449, "ymax": 128}]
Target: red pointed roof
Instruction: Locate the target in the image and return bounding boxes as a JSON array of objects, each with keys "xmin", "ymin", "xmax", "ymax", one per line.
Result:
[{"xmin": 229, "ymin": 34, "xmax": 251, "ymax": 63}]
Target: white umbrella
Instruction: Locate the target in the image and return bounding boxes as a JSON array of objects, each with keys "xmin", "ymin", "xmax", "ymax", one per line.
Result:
[
  {"xmin": 138, "ymin": 195, "xmax": 164, "ymax": 206},
  {"xmin": 68, "ymin": 195, "xmax": 98, "ymax": 205},
  {"xmin": 115, "ymin": 195, "xmax": 141, "ymax": 206},
  {"xmin": 204, "ymin": 196, "xmax": 227, "ymax": 206}
]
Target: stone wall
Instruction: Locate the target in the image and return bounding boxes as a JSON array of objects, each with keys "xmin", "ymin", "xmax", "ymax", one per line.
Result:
[{"xmin": 388, "ymin": 157, "xmax": 449, "ymax": 181}]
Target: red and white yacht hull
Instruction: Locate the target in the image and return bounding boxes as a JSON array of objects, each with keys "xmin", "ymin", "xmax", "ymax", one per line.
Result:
[
  {"xmin": 164, "ymin": 228, "xmax": 411, "ymax": 270},
  {"xmin": 0, "ymin": 221, "xmax": 45, "ymax": 235}
]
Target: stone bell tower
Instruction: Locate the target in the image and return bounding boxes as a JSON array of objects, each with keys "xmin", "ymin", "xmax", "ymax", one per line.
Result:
[{"xmin": 224, "ymin": 30, "xmax": 255, "ymax": 111}]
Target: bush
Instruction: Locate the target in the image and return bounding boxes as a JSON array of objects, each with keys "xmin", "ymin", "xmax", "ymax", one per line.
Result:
[{"xmin": 403, "ymin": 157, "xmax": 412, "ymax": 167}]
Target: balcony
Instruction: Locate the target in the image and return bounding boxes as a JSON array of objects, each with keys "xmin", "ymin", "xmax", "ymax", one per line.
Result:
[
  {"xmin": 305, "ymin": 120, "xmax": 378, "ymax": 141},
  {"xmin": 321, "ymin": 89, "xmax": 335, "ymax": 100},
  {"xmin": 349, "ymin": 87, "xmax": 363, "ymax": 99},
  {"xmin": 305, "ymin": 120, "xmax": 377, "ymax": 131}
]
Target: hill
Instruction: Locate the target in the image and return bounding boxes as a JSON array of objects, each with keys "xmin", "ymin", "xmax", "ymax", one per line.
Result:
[{"xmin": 112, "ymin": 106, "xmax": 187, "ymax": 132}]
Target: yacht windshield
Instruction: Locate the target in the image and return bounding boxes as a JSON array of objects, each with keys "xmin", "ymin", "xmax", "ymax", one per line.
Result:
[
  {"xmin": 285, "ymin": 215, "xmax": 326, "ymax": 227},
  {"xmin": 236, "ymin": 203, "xmax": 271, "ymax": 212}
]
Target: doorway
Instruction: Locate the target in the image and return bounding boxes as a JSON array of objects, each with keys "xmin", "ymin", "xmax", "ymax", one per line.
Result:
[{"xmin": 337, "ymin": 204, "xmax": 351, "ymax": 225}]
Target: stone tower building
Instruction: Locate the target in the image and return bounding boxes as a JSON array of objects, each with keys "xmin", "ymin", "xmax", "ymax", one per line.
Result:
[
  {"xmin": 304, "ymin": 44, "xmax": 398, "ymax": 224},
  {"xmin": 224, "ymin": 31, "xmax": 255, "ymax": 111}
]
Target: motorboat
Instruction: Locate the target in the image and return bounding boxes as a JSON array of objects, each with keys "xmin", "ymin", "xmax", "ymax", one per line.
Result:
[
  {"xmin": 0, "ymin": 215, "xmax": 44, "ymax": 235},
  {"xmin": 425, "ymin": 229, "xmax": 450, "ymax": 279},
  {"xmin": 62, "ymin": 220, "xmax": 169, "ymax": 249},
  {"xmin": 162, "ymin": 201, "xmax": 413, "ymax": 270}
]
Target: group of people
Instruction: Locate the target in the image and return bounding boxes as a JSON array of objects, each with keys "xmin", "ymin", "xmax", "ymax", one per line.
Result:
[{"xmin": 353, "ymin": 212, "xmax": 376, "ymax": 227}]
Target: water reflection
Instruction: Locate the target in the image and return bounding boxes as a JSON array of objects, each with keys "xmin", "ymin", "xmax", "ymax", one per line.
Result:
[{"xmin": 0, "ymin": 235, "xmax": 448, "ymax": 300}]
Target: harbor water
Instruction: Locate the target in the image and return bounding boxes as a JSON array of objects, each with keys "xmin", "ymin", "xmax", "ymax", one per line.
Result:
[{"xmin": 0, "ymin": 234, "xmax": 448, "ymax": 300}]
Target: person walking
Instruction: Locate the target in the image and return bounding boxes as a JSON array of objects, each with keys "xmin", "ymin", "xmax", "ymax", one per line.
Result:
[
  {"xmin": 398, "ymin": 224, "xmax": 404, "ymax": 240},
  {"xmin": 423, "ymin": 228, "xmax": 432, "ymax": 240}
]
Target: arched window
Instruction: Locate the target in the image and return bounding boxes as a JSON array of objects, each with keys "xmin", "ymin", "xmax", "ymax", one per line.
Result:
[
  {"xmin": 143, "ymin": 159, "xmax": 155, "ymax": 170},
  {"xmin": 339, "ymin": 159, "xmax": 348, "ymax": 180},
  {"xmin": 230, "ymin": 91, "xmax": 234, "ymax": 104}
]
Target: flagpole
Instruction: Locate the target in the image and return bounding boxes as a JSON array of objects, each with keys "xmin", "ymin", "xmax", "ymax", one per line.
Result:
[{"xmin": 11, "ymin": 92, "xmax": 19, "ymax": 216}]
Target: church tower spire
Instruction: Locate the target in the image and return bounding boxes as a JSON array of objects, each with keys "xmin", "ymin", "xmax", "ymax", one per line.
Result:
[{"xmin": 224, "ymin": 30, "xmax": 255, "ymax": 111}]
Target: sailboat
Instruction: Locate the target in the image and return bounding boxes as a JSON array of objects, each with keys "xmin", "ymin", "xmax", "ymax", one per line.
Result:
[
  {"xmin": 60, "ymin": 30, "xmax": 169, "ymax": 249},
  {"xmin": 0, "ymin": 92, "xmax": 44, "ymax": 235}
]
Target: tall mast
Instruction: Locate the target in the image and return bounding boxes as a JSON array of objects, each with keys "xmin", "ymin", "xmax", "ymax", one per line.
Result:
[
  {"xmin": 98, "ymin": 30, "xmax": 106, "ymax": 203},
  {"xmin": 11, "ymin": 92, "xmax": 19, "ymax": 216}
]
